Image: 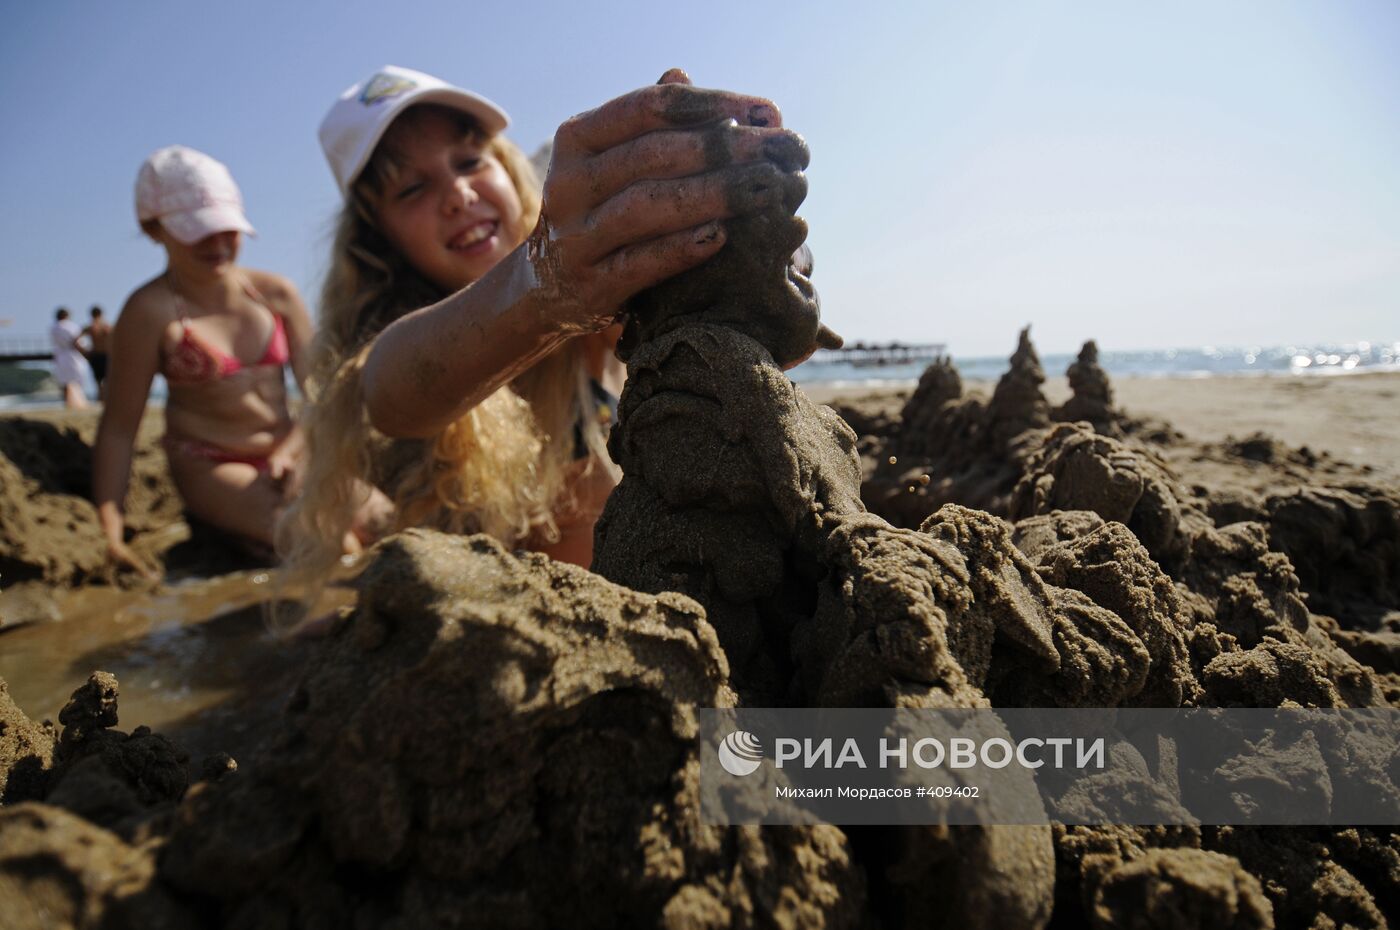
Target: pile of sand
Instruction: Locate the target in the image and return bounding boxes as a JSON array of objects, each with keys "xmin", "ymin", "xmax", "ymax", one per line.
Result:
[
  {"xmin": 0, "ymin": 415, "xmax": 175, "ymax": 588},
  {"xmin": 0, "ymin": 411, "xmax": 260, "ymax": 610},
  {"xmin": 2, "ymin": 135, "xmax": 1398, "ymax": 927},
  {"xmin": 1, "ymin": 535, "xmax": 873, "ymax": 928},
  {"xmin": 855, "ymin": 330, "xmax": 1399, "ymax": 622},
  {"xmin": 1054, "ymin": 339, "xmax": 1116, "ymax": 434}
]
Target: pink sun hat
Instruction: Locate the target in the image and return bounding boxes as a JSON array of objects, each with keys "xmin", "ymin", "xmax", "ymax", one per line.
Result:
[{"xmin": 135, "ymin": 146, "xmax": 257, "ymax": 245}]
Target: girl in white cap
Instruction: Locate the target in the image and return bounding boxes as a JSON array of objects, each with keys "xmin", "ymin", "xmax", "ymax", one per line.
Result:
[
  {"xmin": 281, "ymin": 67, "xmax": 812, "ymax": 584},
  {"xmin": 92, "ymin": 146, "xmax": 321, "ymax": 575}
]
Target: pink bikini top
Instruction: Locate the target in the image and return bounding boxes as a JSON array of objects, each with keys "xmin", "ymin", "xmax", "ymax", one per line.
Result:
[{"xmin": 163, "ymin": 280, "xmax": 291, "ymax": 385}]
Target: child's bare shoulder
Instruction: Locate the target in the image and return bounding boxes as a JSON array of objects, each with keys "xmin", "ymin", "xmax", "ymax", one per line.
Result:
[{"xmin": 117, "ymin": 277, "xmax": 177, "ymax": 333}]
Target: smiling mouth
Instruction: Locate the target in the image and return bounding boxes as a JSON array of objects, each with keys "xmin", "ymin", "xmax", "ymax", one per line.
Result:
[{"xmin": 448, "ymin": 220, "xmax": 499, "ymax": 253}]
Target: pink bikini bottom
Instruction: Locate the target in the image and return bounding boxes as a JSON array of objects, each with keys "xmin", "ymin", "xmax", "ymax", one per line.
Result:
[{"xmin": 162, "ymin": 435, "xmax": 273, "ymax": 473}]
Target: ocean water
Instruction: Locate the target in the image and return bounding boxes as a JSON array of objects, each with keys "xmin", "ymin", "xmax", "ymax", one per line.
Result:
[
  {"xmin": 0, "ymin": 370, "xmax": 291, "ymax": 411},
  {"xmin": 788, "ymin": 340, "xmax": 1400, "ymax": 390},
  {"xmin": 3, "ymin": 341, "xmax": 1397, "ymax": 410}
]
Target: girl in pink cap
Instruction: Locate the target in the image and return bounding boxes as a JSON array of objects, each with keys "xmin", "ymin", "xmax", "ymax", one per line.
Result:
[
  {"xmin": 280, "ymin": 67, "xmax": 814, "ymax": 591},
  {"xmin": 93, "ymin": 146, "xmax": 345, "ymax": 575}
]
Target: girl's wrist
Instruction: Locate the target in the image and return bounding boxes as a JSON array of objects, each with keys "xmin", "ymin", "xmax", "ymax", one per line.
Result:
[
  {"xmin": 97, "ymin": 503, "xmax": 124, "ymax": 541},
  {"xmin": 513, "ymin": 225, "xmax": 618, "ymax": 338},
  {"xmin": 491, "ymin": 245, "xmax": 603, "ymax": 343}
]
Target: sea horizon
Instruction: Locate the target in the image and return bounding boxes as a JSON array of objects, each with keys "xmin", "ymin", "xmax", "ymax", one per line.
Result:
[{"xmin": 3, "ymin": 338, "xmax": 1398, "ymax": 411}]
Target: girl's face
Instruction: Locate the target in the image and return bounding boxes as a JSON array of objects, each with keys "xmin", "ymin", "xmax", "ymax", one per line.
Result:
[
  {"xmin": 162, "ymin": 229, "xmax": 241, "ymax": 277},
  {"xmin": 372, "ymin": 108, "xmax": 524, "ymax": 293}
]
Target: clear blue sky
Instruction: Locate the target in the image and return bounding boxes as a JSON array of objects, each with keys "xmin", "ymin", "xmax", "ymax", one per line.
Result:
[{"xmin": 1, "ymin": 0, "xmax": 1396, "ymax": 356}]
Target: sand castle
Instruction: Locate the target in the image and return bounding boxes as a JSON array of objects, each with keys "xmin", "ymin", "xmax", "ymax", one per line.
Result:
[
  {"xmin": 1053, "ymin": 340, "xmax": 1118, "ymax": 433},
  {"xmin": 985, "ymin": 327, "xmax": 1052, "ymax": 451},
  {"xmin": 860, "ymin": 325, "xmax": 1056, "ymax": 525}
]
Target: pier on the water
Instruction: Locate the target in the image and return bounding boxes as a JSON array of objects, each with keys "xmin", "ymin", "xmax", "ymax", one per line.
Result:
[
  {"xmin": 807, "ymin": 342, "xmax": 947, "ymax": 368},
  {"xmin": 0, "ymin": 335, "xmax": 54, "ymax": 363}
]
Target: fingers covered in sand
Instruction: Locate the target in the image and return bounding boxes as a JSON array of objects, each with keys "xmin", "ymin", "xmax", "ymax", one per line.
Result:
[
  {"xmin": 553, "ymin": 75, "xmax": 781, "ymax": 155},
  {"xmin": 106, "ymin": 538, "xmax": 159, "ymax": 583},
  {"xmin": 532, "ymin": 69, "xmax": 807, "ymax": 330}
]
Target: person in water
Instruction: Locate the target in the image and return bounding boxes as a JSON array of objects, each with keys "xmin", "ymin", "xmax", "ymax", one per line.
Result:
[
  {"xmin": 50, "ymin": 307, "xmax": 91, "ymax": 409},
  {"xmin": 280, "ymin": 65, "xmax": 812, "ymax": 584},
  {"xmin": 93, "ymin": 146, "xmax": 321, "ymax": 575},
  {"xmin": 81, "ymin": 306, "xmax": 112, "ymax": 398}
]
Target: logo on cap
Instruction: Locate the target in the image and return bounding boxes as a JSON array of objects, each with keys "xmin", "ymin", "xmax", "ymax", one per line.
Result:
[
  {"xmin": 360, "ymin": 73, "xmax": 416, "ymax": 106},
  {"xmin": 718, "ymin": 731, "xmax": 764, "ymax": 777}
]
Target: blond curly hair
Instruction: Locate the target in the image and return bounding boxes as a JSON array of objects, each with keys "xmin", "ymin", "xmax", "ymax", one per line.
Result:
[{"xmin": 278, "ymin": 105, "xmax": 612, "ymax": 593}]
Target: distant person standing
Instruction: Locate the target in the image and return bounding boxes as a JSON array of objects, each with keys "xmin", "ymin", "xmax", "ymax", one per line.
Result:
[
  {"xmin": 82, "ymin": 305, "xmax": 112, "ymax": 397},
  {"xmin": 50, "ymin": 307, "xmax": 90, "ymax": 409}
]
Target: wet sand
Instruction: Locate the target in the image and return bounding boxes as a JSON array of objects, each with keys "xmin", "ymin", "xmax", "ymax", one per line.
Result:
[
  {"xmin": 0, "ymin": 405, "xmax": 344, "ymax": 765},
  {"xmin": 0, "ymin": 572, "xmax": 349, "ymax": 764}
]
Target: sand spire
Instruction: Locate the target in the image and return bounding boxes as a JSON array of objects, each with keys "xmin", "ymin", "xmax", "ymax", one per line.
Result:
[{"xmin": 1055, "ymin": 339, "xmax": 1117, "ymax": 430}]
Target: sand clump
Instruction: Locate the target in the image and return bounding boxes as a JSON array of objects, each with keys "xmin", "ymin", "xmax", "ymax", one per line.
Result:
[
  {"xmin": 836, "ymin": 332, "xmax": 1398, "ymax": 921},
  {"xmin": 45, "ymin": 672, "xmax": 191, "ymax": 839},
  {"xmin": 1053, "ymin": 340, "xmax": 1119, "ymax": 435},
  {"xmin": 1089, "ymin": 846, "xmax": 1274, "ymax": 929},
  {"xmin": 1, "ymin": 531, "xmax": 873, "ymax": 929},
  {"xmin": 870, "ymin": 329, "xmax": 1398, "ymax": 677},
  {"xmin": 0, "ymin": 803, "xmax": 194, "ymax": 930},
  {"xmin": 1006, "ymin": 422, "xmax": 1384, "ymax": 710},
  {"xmin": 858, "ymin": 327, "xmax": 1057, "ymax": 526},
  {"xmin": 1263, "ymin": 483, "xmax": 1400, "ymax": 620},
  {"xmin": 0, "ymin": 415, "xmax": 180, "ymax": 591},
  {"xmin": 897, "ymin": 354, "xmax": 964, "ymax": 456},
  {"xmin": 0, "ymin": 678, "xmax": 55, "ymax": 804},
  {"xmin": 985, "ymin": 327, "xmax": 1052, "ymax": 450},
  {"xmin": 1010, "ymin": 422, "xmax": 1209, "ymax": 573},
  {"xmin": 0, "ymin": 672, "xmax": 199, "ymax": 930},
  {"xmin": 0, "ymin": 412, "xmax": 275, "ymax": 629},
  {"xmin": 157, "ymin": 531, "xmax": 872, "ymax": 929},
  {"xmin": 1, "ymin": 673, "xmax": 192, "ymax": 839}
]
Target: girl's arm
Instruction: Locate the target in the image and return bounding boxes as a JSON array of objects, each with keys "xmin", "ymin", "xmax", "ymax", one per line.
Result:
[
  {"xmin": 92, "ymin": 293, "xmax": 164, "ymax": 578},
  {"xmin": 363, "ymin": 74, "xmax": 803, "ymax": 439}
]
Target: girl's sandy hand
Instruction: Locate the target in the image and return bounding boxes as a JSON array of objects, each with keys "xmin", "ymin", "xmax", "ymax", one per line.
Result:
[
  {"xmin": 532, "ymin": 69, "xmax": 810, "ymax": 333},
  {"xmin": 267, "ymin": 426, "xmax": 307, "ymax": 501},
  {"xmin": 106, "ymin": 538, "xmax": 159, "ymax": 582}
]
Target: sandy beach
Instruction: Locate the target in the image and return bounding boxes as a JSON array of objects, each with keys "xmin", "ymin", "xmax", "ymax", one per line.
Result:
[
  {"xmin": 807, "ymin": 369, "xmax": 1400, "ymax": 483},
  {"xmin": 2, "ymin": 340, "xmax": 1398, "ymax": 928}
]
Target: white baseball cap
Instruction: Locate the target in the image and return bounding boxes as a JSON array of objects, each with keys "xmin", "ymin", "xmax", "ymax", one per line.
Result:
[
  {"xmin": 318, "ymin": 65, "xmax": 510, "ymax": 196},
  {"xmin": 135, "ymin": 146, "xmax": 256, "ymax": 245}
]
